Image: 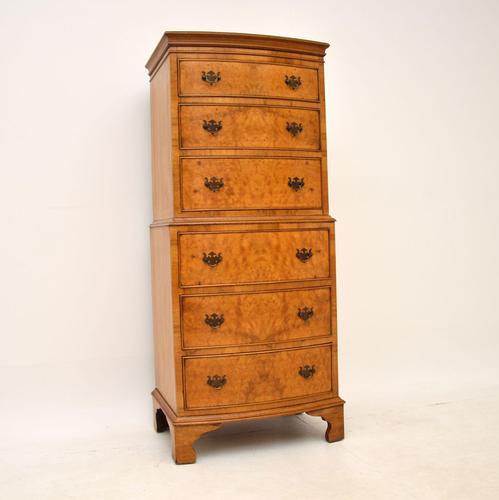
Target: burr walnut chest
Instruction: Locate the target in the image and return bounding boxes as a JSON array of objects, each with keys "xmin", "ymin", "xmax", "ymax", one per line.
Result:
[{"xmin": 146, "ymin": 31, "xmax": 344, "ymax": 464}]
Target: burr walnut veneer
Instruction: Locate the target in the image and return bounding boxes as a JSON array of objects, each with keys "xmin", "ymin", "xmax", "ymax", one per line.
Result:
[{"xmin": 146, "ymin": 31, "xmax": 344, "ymax": 464}]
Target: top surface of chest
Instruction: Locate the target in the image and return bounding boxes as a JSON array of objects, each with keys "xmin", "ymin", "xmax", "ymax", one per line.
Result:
[{"xmin": 146, "ymin": 31, "xmax": 329, "ymax": 72}]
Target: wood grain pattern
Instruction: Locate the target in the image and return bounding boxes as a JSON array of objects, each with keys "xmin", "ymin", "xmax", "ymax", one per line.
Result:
[
  {"xmin": 179, "ymin": 104, "xmax": 320, "ymax": 150},
  {"xmin": 183, "ymin": 344, "xmax": 332, "ymax": 409},
  {"xmin": 165, "ymin": 417, "xmax": 221, "ymax": 464},
  {"xmin": 153, "ymin": 387, "xmax": 344, "ymax": 424},
  {"xmin": 179, "ymin": 59, "xmax": 319, "ymax": 101},
  {"xmin": 150, "ymin": 58, "xmax": 174, "ymax": 220},
  {"xmin": 151, "ymin": 52, "xmax": 328, "ymax": 219},
  {"xmin": 166, "ymin": 220, "xmax": 337, "ymax": 417},
  {"xmin": 147, "ymin": 32, "xmax": 343, "ymax": 463},
  {"xmin": 179, "ymin": 227, "xmax": 330, "ymax": 287},
  {"xmin": 307, "ymin": 404, "xmax": 344, "ymax": 442},
  {"xmin": 181, "ymin": 157, "xmax": 322, "ymax": 211},
  {"xmin": 153, "ymin": 214, "xmax": 335, "ymax": 226},
  {"xmin": 146, "ymin": 32, "xmax": 329, "ymax": 75},
  {"xmin": 181, "ymin": 287, "xmax": 332, "ymax": 348},
  {"xmin": 150, "ymin": 227, "xmax": 177, "ymax": 411}
]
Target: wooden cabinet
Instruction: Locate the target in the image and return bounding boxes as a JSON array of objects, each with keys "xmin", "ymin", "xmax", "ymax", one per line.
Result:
[{"xmin": 147, "ymin": 31, "xmax": 344, "ymax": 464}]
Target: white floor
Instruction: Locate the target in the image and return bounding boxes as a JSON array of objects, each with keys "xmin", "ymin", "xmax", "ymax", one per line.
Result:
[{"xmin": 1, "ymin": 378, "xmax": 498, "ymax": 500}]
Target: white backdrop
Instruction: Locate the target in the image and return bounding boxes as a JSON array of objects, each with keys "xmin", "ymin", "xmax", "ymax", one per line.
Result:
[{"xmin": 1, "ymin": 0, "xmax": 499, "ymax": 447}]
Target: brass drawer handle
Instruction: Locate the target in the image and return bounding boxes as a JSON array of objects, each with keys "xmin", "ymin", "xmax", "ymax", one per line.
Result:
[
  {"xmin": 285, "ymin": 75, "xmax": 302, "ymax": 90},
  {"xmin": 203, "ymin": 119, "xmax": 223, "ymax": 135},
  {"xmin": 201, "ymin": 70, "xmax": 221, "ymax": 85},
  {"xmin": 296, "ymin": 248, "xmax": 313, "ymax": 263},
  {"xmin": 204, "ymin": 176, "xmax": 224, "ymax": 192},
  {"xmin": 288, "ymin": 177, "xmax": 305, "ymax": 192},
  {"xmin": 286, "ymin": 122, "xmax": 303, "ymax": 137},
  {"xmin": 299, "ymin": 365, "xmax": 316, "ymax": 380},
  {"xmin": 298, "ymin": 307, "xmax": 314, "ymax": 321},
  {"xmin": 202, "ymin": 251, "xmax": 223, "ymax": 267},
  {"xmin": 205, "ymin": 313, "xmax": 224, "ymax": 329},
  {"xmin": 207, "ymin": 374, "xmax": 227, "ymax": 389}
]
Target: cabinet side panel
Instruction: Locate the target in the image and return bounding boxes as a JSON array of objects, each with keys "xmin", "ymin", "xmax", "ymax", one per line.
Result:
[
  {"xmin": 151, "ymin": 227, "xmax": 177, "ymax": 410},
  {"xmin": 318, "ymin": 62, "xmax": 329, "ymax": 214},
  {"xmin": 150, "ymin": 58, "xmax": 174, "ymax": 220},
  {"xmin": 330, "ymin": 222, "xmax": 339, "ymax": 396}
]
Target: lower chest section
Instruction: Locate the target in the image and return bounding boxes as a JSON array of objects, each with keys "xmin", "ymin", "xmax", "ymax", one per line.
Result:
[{"xmin": 154, "ymin": 220, "xmax": 338, "ymax": 415}]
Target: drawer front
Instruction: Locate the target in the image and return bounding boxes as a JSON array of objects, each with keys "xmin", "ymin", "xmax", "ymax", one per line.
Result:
[
  {"xmin": 180, "ymin": 105, "xmax": 320, "ymax": 151},
  {"xmin": 184, "ymin": 345, "xmax": 332, "ymax": 409},
  {"xmin": 179, "ymin": 228, "xmax": 330, "ymax": 287},
  {"xmin": 181, "ymin": 158, "xmax": 322, "ymax": 211},
  {"xmin": 179, "ymin": 60, "xmax": 319, "ymax": 101},
  {"xmin": 182, "ymin": 287, "xmax": 332, "ymax": 348}
]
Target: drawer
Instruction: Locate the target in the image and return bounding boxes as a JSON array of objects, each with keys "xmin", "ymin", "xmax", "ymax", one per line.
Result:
[
  {"xmin": 179, "ymin": 227, "xmax": 331, "ymax": 287},
  {"xmin": 181, "ymin": 287, "xmax": 332, "ymax": 348},
  {"xmin": 179, "ymin": 59, "xmax": 319, "ymax": 101},
  {"xmin": 181, "ymin": 158, "xmax": 322, "ymax": 212},
  {"xmin": 184, "ymin": 344, "xmax": 333, "ymax": 409},
  {"xmin": 179, "ymin": 105, "xmax": 320, "ymax": 151}
]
